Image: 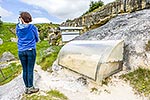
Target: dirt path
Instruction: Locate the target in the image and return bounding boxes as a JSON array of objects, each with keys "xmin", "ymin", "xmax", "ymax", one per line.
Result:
[{"xmin": 0, "ymin": 64, "xmax": 148, "ymax": 100}]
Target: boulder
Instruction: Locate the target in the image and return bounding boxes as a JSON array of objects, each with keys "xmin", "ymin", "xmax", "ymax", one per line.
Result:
[
  {"xmin": 0, "ymin": 38, "xmax": 3, "ymax": 45},
  {"xmin": 0, "ymin": 52, "xmax": 16, "ymax": 62},
  {"xmin": 44, "ymin": 47, "xmax": 55, "ymax": 55},
  {"xmin": 11, "ymin": 38, "xmax": 18, "ymax": 42}
]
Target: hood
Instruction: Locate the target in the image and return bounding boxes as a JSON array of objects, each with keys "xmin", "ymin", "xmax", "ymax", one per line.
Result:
[{"xmin": 17, "ymin": 23, "xmax": 33, "ymax": 32}]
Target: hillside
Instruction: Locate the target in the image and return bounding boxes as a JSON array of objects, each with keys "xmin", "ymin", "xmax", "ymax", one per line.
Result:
[
  {"xmin": 0, "ymin": 23, "xmax": 17, "ymax": 58},
  {"xmin": 0, "ymin": 23, "xmax": 60, "ymax": 85}
]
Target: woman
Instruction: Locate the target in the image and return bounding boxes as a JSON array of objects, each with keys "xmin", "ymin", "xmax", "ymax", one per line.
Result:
[{"xmin": 16, "ymin": 12, "xmax": 39, "ymax": 94}]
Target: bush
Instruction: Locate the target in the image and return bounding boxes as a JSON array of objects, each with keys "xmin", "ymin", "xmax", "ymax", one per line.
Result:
[
  {"xmin": 35, "ymin": 23, "xmax": 59, "ymax": 40},
  {"xmin": 84, "ymin": 0, "xmax": 104, "ymax": 15},
  {"xmin": 89, "ymin": 0, "xmax": 104, "ymax": 12}
]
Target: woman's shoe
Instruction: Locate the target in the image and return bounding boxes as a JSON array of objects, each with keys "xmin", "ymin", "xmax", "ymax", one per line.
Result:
[{"xmin": 25, "ymin": 87, "xmax": 39, "ymax": 94}]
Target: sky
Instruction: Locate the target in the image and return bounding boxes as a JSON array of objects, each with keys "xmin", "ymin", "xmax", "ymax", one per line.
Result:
[{"xmin": 0, "ymin": 0, "xmax": 115, "ymax": 24}]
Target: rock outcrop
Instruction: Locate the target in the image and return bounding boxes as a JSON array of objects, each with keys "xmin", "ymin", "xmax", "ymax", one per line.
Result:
[
  {"xmin": 61, "ymin": 0, "xmax": 150, "ymax": 32},
  {"xmin": 0, "ymin": 52, "xmax": 16, "ymax": 62},
  {"xmin": 75, "ymin": 9, "xmax": 150, "ymax": 70}
]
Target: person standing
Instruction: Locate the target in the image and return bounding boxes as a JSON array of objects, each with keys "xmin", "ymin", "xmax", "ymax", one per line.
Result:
[{"xmin": 16, "ymin": 12, "xmax": 39, "ymax": 94}]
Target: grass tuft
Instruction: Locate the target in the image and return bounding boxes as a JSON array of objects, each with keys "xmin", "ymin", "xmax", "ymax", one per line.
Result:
[
  {"xmin": 0, "ymin": 63, "xmax": 22, "ymax": 85},
  {"xmin": 120, "ymin": 68, "xmax": 150, "ymax": 96},
  {"xmin": 21, "ymin": 90, "xmax": 68, "ymax": 100}
]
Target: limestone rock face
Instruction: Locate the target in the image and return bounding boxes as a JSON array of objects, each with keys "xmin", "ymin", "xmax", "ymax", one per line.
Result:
[
  {"xmin": 75, "ymin": 9, "xmax": 150, "ymax": 70},
  {"xmin": 61, "ymin": 0, "xmax": 150, "ymax": 31}
]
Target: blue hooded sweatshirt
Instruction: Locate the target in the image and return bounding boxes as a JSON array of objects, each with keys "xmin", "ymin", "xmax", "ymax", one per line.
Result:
[{"xmin": 16, "ymin": 24, "xmax": 39, "ymax": 51}]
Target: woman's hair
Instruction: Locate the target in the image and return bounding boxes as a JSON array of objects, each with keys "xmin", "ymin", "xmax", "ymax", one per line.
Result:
[{"xmin": 20, "ymin": 12, "xmax": 32, "ymax": 23}]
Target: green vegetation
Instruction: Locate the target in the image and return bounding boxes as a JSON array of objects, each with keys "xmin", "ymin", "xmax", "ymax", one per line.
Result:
[
  {"xmin": 0, "ymin": 23, "xmax": 62, "ymax": 85},
  {"xmin": 0, "ymin": 42, "xmax": 18, "ymax": 58},
  {"xmin": 120, "ymin": 68, "xmax": 150, "ymax": 96},
  {"xmin": 35, "ymin": 23, "xmax": 59, "ymax": 41},
  {"xmin": 0, "ymin": 23, "xmax": 17, "ymax": 58},
  {"xmin": 39, "ymin": 46, "xmax": 61, "ymax": 71},
  {"xmin": 36, "ymin": 41, "xmax": 62, "ymax": 71},
  {"xmin": 0, "ymin": 23, "xmax": 16, "ymax": 42},
  {"xmin": 36, "ymin": 40, "xmax": 50, "ymax": 64},
  {"xmin": 84, "ymin": 0, "xmax": 104, "ymax": 15},
  {"xmin": 0, "ymin": 63, "xmax": 22, "ymax": 85},
  {"xmin": 21, "ymin": 90, "xmax": 68, "ymax": 100}
]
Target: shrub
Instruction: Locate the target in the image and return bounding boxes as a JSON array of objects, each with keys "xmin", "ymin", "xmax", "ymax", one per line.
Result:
[{"xmin": 84, "ymin": 0, "xmax": 104, "ymax": 15}]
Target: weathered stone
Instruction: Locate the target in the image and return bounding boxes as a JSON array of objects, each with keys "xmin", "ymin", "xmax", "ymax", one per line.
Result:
[
  {"xmin": 11, "ymin": 38, "xmax": 18, "ymax": 42},
  {"xmin": 75, "ymin": 9, "xmax": 150, "ymax": 70},
  {"xmin": 44, "ymin": 47, "xmax": 55, "ymax": 55},
  {"xmin": 0, "ymin": 52, "xmax": 16, "ymax": 62},
  {"xmin": 0, "ymin": 38, "xmax": 3, "ymax": 45},
  {"xmin": 0, "ymin": 63, "xmax": 9, "ymax": 68}
]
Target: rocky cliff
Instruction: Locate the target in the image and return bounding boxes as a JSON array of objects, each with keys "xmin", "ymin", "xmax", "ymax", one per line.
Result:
[
  {"xmin": 61, "ymin": 0, "xmax": 150, "ymax": 32},
  {"xmin": 75, "ymin": 9, "xmax": 150, "ymax": 70}
]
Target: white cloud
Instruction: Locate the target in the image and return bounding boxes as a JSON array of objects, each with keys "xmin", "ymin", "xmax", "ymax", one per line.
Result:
[
  {"xmin": 32, "ymin": 17, "xmax": 51, "ymax": 24},
  {"xmin": 103, "ymin": 0, "xmax": 114, "ymax": 4},
  {"xmin": 31, "ymin": 9, "xmax": 42, "ymax": 14},
  {"xmin": 20, "ymin": 0, "xmax": 114, "ymax": 21},
  {"xmin": 0, "ymin": 6, "xmax": 13, "ymax": 17},
  {"xmin": 20, "ymin": 0, "xmax": 90, "ymax": 20}
]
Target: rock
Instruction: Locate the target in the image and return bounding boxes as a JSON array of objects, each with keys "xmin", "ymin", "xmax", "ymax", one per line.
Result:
[
  {"xmin": 11, "ymin": 38, "xmax": 18, "ymax": 42},
  {"xmin": 44, "ymin": 47, "xmax": 55, "ymax": 55},
  {"xmin": 0, "ymin": 52, "xmax": 16, "ymax": 62},
  {"xmin": 0, "ymin": 63, "xmax": 9, "ymax": 68},
  {"xmin": 0, "ymin": 38, "xmax": 3, "ymax": 45},
  {"xmin": 75, "ymin": 9, "xmax": 150, "ymax": 70},
  {"xmin": 76, "ymin": 77, "xmax": 87, "ymax": 86},
  {"xmin": 52, "ymin": 60, "xmax": 62, "ymax": 72},
  {"xmin": 61, "ymin": 0, "xmax": 149, "ymax": 31}
]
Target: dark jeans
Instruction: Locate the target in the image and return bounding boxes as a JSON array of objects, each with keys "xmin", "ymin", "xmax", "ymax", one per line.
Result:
[{"xmin": 18, "ymin": 49, "xmax": 36, "ymax": 88}]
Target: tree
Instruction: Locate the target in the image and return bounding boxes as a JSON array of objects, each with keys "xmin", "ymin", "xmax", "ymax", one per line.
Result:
[
  {"xmin": 89, "ymin": 0, "xmax": 104, "ymax": 12},
  {"xmin": 83, "ymin": 0, "xmax": 104, "ymax": 15}
]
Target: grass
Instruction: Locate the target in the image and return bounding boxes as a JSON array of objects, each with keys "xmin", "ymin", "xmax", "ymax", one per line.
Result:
[
  {"xmin": 36, "ymin": 40, "xmax": 50, "ymax": 63},
  {"xmin": 120, "ymin": 68, "xmax": 150, "ymax": 96},
  {"xmin": 0, "ymin": 23, "xmax": 18, "ymax": 58},
  {"xmin": 0, "ymin": 42, "xmax": 18, "ymax": 58},
  {"xmin": 36, "ymin": 40, "xmax": 62, "ymax": 71},
  {"xmin": 0, "ymin": 23, "xmax": 61, "ymax": 85},
  {"xmin": 21, "ymin": 90, "xmax": 68, "ymax": 100},
  {"xmin": 0, "ymin": 63, "xmax": 22, "ymax": 85},
  {"xmin": 38, "ymin": 45, "xmax": 62, "ymax": 71},
  {"xmin": 0, "ymin": 23, "xmax": 16, "ymax": 42}
]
